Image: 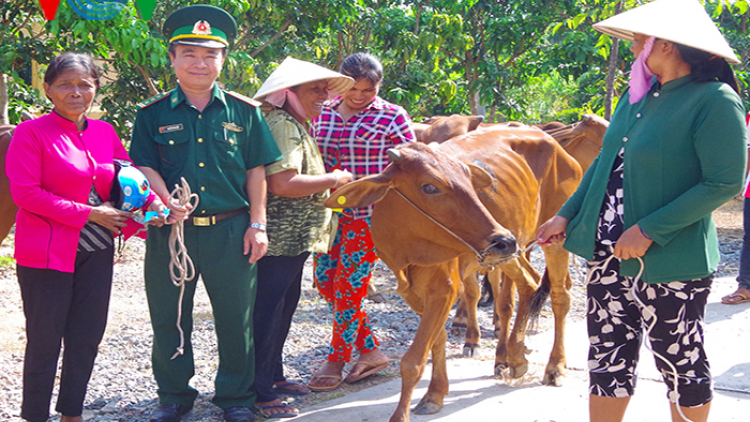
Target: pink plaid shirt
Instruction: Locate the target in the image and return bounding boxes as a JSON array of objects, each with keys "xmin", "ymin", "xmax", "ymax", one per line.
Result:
[{"xmin": 313, "ymin": 96, "xmax": 415, "ymax": 219}]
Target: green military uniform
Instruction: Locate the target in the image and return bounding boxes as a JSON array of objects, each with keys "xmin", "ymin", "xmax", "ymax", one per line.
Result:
[{"xmin": 129, "ymin": 4, "xmax": 282, "ymax": 413}]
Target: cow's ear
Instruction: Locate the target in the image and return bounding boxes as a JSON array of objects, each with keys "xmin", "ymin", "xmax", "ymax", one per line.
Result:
[
  {"xmin": 466, "ymin": 163, "xmax": 493, "ymax": 189},
  {"xmin": 468, "ymin": 115, "xmax": 484, "ymax": 131},
  {"xmin": 324, "ymin": 174, "xmax": 392, "ymax": 209}
]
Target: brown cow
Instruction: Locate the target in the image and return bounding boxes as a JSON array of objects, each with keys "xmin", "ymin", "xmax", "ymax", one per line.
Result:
[
  {"xmin": 0, "ymin": 124, "xmax": 17, "ymax": 244},
  {"xmin": 418, "ymin": 114, "xmax": 485, "ymax": 143},
  {"xmin": 418, "ymin": 114, "xmax": 605, "ymax": 172},
  {"xmin": 416, "ymin": 114, "xmax": 605, "ymax": 354},
  {"xmin": 325, "ymin": 127, "xmax": 581, "ymax": 422},
  {"xmin": 545, "ymin": 113, "xmax": 608, "ymax": 172}
]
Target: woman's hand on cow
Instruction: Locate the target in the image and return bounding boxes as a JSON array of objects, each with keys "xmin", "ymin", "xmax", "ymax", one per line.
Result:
[
  {"xmin": 331, "ymin": 169, "xmax": 353, "ymax": 188},
  {"xmin": 613, "ymin": 223, "xmax": 653, "ymax": 260},
  {"xmin": 88, "ymin": 202, "xmax": 132, "ymax": 233},
  {"xmin": 536, "ymin": 215, "xmax": 569, "ymax": 245}
]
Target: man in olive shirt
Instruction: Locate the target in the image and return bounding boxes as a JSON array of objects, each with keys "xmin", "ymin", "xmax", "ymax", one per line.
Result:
[{"xmin": 129, "ymin": 5, "xmax": 282, "ymax": 422}]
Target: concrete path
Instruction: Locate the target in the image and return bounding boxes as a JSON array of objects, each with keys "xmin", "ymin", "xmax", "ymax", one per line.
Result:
[{"xmin": 293, "ymin": 276, "xmax": 750, "ymax": 421}]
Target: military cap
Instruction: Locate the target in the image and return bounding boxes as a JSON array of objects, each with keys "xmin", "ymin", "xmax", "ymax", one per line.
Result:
[{"xmin": 162, "ymin": 4, "xmax": 237, "ymax": 49}]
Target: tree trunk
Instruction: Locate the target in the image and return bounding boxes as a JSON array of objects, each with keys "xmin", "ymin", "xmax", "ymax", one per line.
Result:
[
  {"xmin": 0, "ymin": 73, "xmax": 8, "ymax": 125},
  {"xmin": 604, "ymin": 1, "xmax": 623, "ymax": 121}
]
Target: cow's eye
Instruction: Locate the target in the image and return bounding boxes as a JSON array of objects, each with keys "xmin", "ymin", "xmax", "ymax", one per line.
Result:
[{"xmin": 421, "ymin": 184, "xmax": 441, "ymax": 194}]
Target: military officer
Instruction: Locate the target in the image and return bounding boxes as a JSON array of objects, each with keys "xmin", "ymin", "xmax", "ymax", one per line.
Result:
[{"xmin": 129, "ymin": 5, "xmax": 282, "ymax": 422}]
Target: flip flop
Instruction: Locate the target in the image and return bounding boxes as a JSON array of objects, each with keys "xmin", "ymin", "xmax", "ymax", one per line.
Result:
[
  {"xmin": 306, "ymin": 374, "xmax": 343, "ymax": 392},
  {"xmin": 255, "ymin": 402, "xmax": 298, "ymax": 419},
  {"xmin": 273, "ymin": 381, "xmax": 310, "ymax": 396},
  {"xmin": 721, "ymin": 288, "xmax": 750, "ymax": 305},
  {"xmin": 344, "ymin": 360, "xmax": 390, "ymax": 384}
]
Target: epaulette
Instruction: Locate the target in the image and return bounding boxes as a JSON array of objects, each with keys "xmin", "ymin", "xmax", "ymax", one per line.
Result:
[
  {"xmin": 226, "ymin": 90, "xmax": 262, "ymax": 107},
  {"xmin": 137, "ymin": 91, "xmax": 171, "ymax": 109}
]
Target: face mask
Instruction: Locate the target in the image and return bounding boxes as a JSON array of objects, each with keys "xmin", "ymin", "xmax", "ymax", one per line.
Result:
[
  {"xmin": 629, "ymin": 36, "xmax": 656, "ymax": 104},
  {"xmin": 265, "ymin": 89, "xmax": 309, "ymax": 120}
]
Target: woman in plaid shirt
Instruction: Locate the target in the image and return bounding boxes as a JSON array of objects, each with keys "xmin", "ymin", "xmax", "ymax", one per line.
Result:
[{"xmin": 308, "ymin": 53, "xmax": 416, "ymax": 391}]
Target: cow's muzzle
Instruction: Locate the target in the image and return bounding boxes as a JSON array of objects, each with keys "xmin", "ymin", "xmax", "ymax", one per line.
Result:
[{"xmin": 478, "ymin": 235, "xmax": 518, "ymax": 267}]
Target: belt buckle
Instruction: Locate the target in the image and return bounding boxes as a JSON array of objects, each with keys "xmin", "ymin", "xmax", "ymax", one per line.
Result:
[{"xmin": 192, "ymin": 216, "xmax": 211, "ymax": 226}]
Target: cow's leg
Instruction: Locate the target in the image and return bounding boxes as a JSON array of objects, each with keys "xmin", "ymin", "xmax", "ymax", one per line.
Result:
[
  {"xmin": 492, "ymin": 271, "xmax": 513, "ymax": 375},
  {"xmin": 540, "ymin": 243, "xmax": 571, "ymax": 386},
  {"xmin": 489, "ymin": 269, "xmax": 507, "ymax": 340},
  {"xmin": 450, "ymin": 292, "xmax": 469, "ymax": 335},
  {"xmin": 497, "ymin": 256, "xmax": 540, "ymax": 379},
  {"xmin": 453, "ymin": 270, "xmax": 481, "ymax": 356},
  {"xmin": 390, "ymin": 263, "xmax": 460, "ymax": 422},
  {"xmin": 414, "ymin": 327, "xmax": 449, "ymax": 415}
]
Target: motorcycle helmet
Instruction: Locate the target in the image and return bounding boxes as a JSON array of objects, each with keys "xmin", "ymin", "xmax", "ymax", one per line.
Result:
[{"xmin": 110, "ymin": 159, "xmax": 151, "ymax": 211}]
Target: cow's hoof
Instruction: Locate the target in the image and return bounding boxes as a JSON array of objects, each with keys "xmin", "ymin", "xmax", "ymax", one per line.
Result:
[
  {"xmin": 494, "ymin": 362, "xmax": 508, "ymax": 377},
  {"xmin": 413, "ymin": 400, "xmax": 442, "ymax": 415},
  {"xmin": 462, "ymin": 343, "xmax": 479, "ymax": 357},
  {"xmin": 508, "ymin": 363, "xmax": 528, "ymax": 379},
  {"xmin": 543, "ymin": 371, "xmax": 564, "ymax": 387},
  {"xmin": 367, "ymin": 293, "xmax": 387, "ymax": 303}
]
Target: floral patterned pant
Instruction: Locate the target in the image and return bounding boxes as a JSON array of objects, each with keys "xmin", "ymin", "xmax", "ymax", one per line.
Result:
[
  {"xmin": 586, "ymin": 248, "xmax": 713, "ymax": 407},
  {"xmin": 313, "ymin": 215, "xmax": 380, "ymax": 362}
]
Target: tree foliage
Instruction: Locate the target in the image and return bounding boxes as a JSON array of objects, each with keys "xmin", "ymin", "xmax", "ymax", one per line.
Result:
[{"xmin": 2, "ymin": 0, "xmax": 748, "ymax": 135}]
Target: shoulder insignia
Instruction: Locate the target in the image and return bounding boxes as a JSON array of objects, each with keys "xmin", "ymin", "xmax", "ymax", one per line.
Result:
[
  {"xmin": 226, "ymin": 90, "xmax": 262, "ymax": 107},
  {"xmin": 137, "ymin": 91, "xmax": 171, "ymax": 109}
]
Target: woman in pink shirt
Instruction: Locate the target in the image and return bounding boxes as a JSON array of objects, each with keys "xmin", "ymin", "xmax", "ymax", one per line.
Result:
[{"xmin": 7, "ymin": 53, "xmax": 166, "ymax": 422}]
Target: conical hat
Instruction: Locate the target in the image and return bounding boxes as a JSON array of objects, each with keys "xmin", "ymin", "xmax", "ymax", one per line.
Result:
[
  {"xmin": 254, "ymin": 57, "xmax": 354, "ymax": 101},
  {"xmin": 593, "ymin": 0, "xmax": 740, "ymax": 64}
]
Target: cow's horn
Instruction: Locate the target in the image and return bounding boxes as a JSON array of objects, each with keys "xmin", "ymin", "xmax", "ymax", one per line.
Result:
[{"xmin": 388, "ymin": 149, "xmax": 403, "ymax": 161}]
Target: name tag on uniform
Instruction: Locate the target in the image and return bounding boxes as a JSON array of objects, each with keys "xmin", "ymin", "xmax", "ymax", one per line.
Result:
[
  {"xmin": 159, "ymin": 124, "xmax": 184, "ymax": 133},
  {"xmin": 222, "ymin": 122, "xmax": 244, "ymax": 132}
]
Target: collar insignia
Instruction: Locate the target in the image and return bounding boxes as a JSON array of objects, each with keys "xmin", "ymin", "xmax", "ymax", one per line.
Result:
[
  {"xmin": 192, "ymin": 20, "xmax": 212, "ymax": 35},
  {"xmin": 222, "ymin": 122, "xmax": 244, "ymax": 132},
  {"xmin": 159, "ymin": 124, "xmax": 184, "ymax": 134}
]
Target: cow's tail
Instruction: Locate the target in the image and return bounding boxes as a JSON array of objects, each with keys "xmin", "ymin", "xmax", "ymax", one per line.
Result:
[{"xmin": 528, "ymin": 268, "xmax": 551, "ymax": 326}]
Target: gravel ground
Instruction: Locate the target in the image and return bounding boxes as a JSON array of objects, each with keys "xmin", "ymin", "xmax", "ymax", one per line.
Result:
[{"xmin": 0, "ymin": 198, "xmax": 744, "ymax": 421}]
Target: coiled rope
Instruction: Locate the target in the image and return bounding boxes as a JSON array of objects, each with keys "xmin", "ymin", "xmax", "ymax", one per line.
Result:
[
  {"xmin": 586, "ymin": 248, "xmax": 694, "ymax": 422},
  {"xmin": 168, "ymin": 177, "xmax": 199, "ymax": 360}
]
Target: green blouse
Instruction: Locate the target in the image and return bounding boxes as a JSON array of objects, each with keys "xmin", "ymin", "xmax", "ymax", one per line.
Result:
[{"xmin": 559, "ymin": 76, "xmax": 746, "ymax": 283}]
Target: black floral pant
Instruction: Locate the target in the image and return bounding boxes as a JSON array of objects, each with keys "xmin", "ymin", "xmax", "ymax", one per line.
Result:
[{"xmin": 586, "ymin": 248, "xmax": 713, "ymax": 407}]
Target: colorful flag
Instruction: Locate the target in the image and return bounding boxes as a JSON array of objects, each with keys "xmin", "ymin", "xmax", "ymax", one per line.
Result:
[
  {"xmin": 135, "ymin": 0, "xmax": 156, "ymax": 20},
  {"xmin": 38, "ymin": 0, "xmax": 62, "ymax": 20}
]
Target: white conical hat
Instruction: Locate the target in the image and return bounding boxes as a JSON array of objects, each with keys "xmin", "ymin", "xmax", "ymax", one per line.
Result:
[
  {"xmin": 593, "ymin": 0, "xmax": 740, "ymax": 64},
  {"xmin": 253, "ymin": 57, "xmax": 354, "ymax": 101}
]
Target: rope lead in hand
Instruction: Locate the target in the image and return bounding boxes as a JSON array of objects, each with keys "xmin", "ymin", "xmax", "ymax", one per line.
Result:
[{"xmin": 168, "ymin": 177, "xmax": 200, "ymax": 360}]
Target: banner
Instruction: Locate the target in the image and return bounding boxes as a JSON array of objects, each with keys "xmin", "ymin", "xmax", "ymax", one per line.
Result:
[{"xmin": 38, "ymin": 0, "xmax": 157, "ymax": 21}]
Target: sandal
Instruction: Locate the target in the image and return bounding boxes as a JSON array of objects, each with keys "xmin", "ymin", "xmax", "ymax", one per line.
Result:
[
  {"xmin": 307, "ymin": 374, "xmax": 343, "ymax": 392},
  {"xmin": 721, "ymin": 287, "xmax": 750, "ymax": 305},
  {"xmin": 255, "ymin": 401, "xmax": 298, "ymax": 419},
  {"xmin": 273, "ymin": 381, "xmax": 310, "ymax": 396}
]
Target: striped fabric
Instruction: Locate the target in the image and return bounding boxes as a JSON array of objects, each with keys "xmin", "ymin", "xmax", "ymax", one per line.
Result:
[{"xmin": 78, "ymin": 185, "xmax": 113, "ymax": 252}]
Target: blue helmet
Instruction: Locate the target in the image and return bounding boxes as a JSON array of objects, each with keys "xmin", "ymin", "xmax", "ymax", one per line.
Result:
[{"xmin": 111, "ymin": 160, "xmax": 151, "ymax": 211}]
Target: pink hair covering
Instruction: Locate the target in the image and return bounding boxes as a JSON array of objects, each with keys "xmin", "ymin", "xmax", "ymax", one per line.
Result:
[
  {"xmin": 265, "ymin": 89, "xmax": 309, "ymax": 120},
  {"xmin": 629, "ymin": 36, "xmax": 656, "ymax": 104}
]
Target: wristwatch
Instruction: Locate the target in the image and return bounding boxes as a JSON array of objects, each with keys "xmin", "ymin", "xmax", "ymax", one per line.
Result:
[{"xmin": 249, "ymin": 222, "xmax": 267, "ymax": 231}]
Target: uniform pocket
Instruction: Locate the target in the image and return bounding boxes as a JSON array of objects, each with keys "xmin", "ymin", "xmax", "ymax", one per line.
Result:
[
  {"xmin": 154, "ymin": 132, "xmax": 190, "ymax": 167},
  {"xmin": 212, "ymin": 130, "xmax": 244, "ymax": 171}
]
